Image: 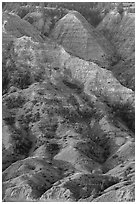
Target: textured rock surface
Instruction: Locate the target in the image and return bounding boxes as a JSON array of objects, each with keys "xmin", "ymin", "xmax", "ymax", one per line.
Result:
[
  {"xmin": 2, "ymin": 12, "xmax": 46, "ymax": 42},
  {"xmin": 40, "ymin": 172, "xmax": 119, "ymax": 201},
  {"xmin": 23, "ymin": 12, "xmax": 52, "ymax": 35},
  {"xmin": 51, "ymin": 11, "xmax": 117, "ymax": 67},
  {"xmin": 8, "ymin": 35, "xmax": 134, "ymax": 131},
  {"xmin": 2, "ymin": 8, "xmax": 135, "ymax": 202},
  {"xmin": 97, "ymin": 11, "xmax": 135, "ymax": 90},
  {"xmin": 3, "ymin": 158, "xmax": 75, "ymax": 201},
  {"xmin": 23, "ymin": 7, "xmax": 69, "ymax": 35}
]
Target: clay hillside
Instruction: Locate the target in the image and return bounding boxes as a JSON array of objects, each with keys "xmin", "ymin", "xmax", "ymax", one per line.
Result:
[{"xmin": 2, "ymin": 2, "xmax": 135, "ymax": 202}]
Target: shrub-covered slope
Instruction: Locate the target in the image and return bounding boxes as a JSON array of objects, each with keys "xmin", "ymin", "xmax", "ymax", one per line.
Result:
[{"xmin": 2, "ymin": 7, "xmax": 135, "ymax": 202}]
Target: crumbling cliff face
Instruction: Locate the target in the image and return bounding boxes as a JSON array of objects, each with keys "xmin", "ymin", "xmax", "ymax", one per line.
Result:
[{"xmin": 2, "ymin": 7, "xmax": 135, "ymax": 202}]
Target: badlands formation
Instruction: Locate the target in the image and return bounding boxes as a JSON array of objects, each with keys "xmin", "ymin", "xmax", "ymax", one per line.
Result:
[{"xmin": 2, "ymin": 5, "xmax": 135, "ymax": 202}]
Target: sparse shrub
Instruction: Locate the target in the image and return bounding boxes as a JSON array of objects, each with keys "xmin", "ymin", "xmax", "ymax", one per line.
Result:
[
  {"xmin": 10, "ymin": 68, "xmax": 32, "ymax": 89},
  {"xmin": 46, "ymin": 142, "xmax": 59, "ymax": 152},
  {"xmin": 113, "ymin": 103, "xmax": 135, "ymax": 132},
  {"xmin": 3, "ymin": 44, "xmax": 32, "ymax": 93},
  {"xmin": 2, "ymin": 42, "xmax": 15, "ymax": 94},
  {"xmin": 38, "ymin": 116, "xmax": 58, "ymax": 138},
  {"xmin": 10, "ymin": 129, "xmax": 32, "ymax": 155},
  {"xmin": 4, "ymin": 116, "xmax": 15, "ymax": 126},
  {"xmin": 4, "ymin": 92, "xmax": 26, "ymax": 109},
  {"xmin": 2, "ymin": 66, "xmax": 10, "ymax": 94},
  {"xmin": 3, "ymin": 52, "xmax": 46, "ymax": 94}
]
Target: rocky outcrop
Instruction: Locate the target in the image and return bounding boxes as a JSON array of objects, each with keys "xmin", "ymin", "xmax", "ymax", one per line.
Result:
[
  {"xmin": 97, "ymin": 11, "xmax": 135, "ymax": 90},
  {"xmin": 2, "ymin": 9, "xmax": 135, "ymax": 202},
  {"xmin": 51, "ymin": 11, "xmax": 117, "ymax": 67}
]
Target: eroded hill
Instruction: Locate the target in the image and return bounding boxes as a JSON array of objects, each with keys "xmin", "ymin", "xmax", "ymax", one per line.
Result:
[
  {"xmin": 2, "ymin": 6, "xmax": 135, "ymax": 202},
  {"xmin": 97, "ymin": 10, "xmax": 135, "ymax": 90}
]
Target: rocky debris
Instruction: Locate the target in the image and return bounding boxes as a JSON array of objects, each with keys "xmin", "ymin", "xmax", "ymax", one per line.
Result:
[
  {"xmin": 51, "ymin": 11, "xmax": 117, "ymax": 67},
  {"xmin": 97, "ymin": 11, "xmax": 135, "ymax": 90},
  {"xmin": 2, "ymin": 8, "xmax": 135, "ymax": 202}
]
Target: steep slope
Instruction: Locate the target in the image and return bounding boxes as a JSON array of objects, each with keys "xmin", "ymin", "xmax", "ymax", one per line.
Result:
[
  {"xmin": 2, "ymin": 12, "xmax": 46, "ymax": 42},
  {"xmin": 51, "ymin": 11, "xmax": 117, "ymax": 67},
  {"xmin": 2, "ymin": 10, "xmax": 135, "ymax": 202},
  {"xmin": 97, "ymin": 11, "xmax": 135, "ymax": 90},
  {"xmin": 23, "ymin": 7, "xmax": 69, "ymax": 35},
  {"xmin": 10, "ymin": 36, "xmax": 135, "ymax": 130}
]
